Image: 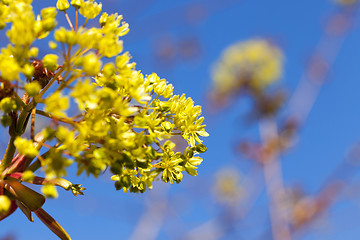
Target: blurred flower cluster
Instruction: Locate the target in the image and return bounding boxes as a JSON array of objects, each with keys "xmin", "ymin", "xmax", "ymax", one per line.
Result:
[
  {"xmin": 213, "ymin": 168, "xmax": 243, "ymax": 205},
  {"xmin": 211, "ymin": 39, "xmax": 283, "ymax": 107}
]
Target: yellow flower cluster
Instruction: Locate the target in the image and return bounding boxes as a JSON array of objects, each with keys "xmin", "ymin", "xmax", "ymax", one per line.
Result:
[
  {"xmin": 212, "ymin": 39, "xmax": 283, "ymax": 103},
  {"xmin": 0, "ymin": 0, "xmax": 208, "ymax": 237},
  {"xmin": 0, "ymin": 0, "xmax": 208, "ymax": 196}
]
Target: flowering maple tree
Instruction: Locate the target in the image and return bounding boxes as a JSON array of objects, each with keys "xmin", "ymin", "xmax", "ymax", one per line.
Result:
[{"xmin": 0, "ymin": 0, "xmax": 208, "ymax": 239}]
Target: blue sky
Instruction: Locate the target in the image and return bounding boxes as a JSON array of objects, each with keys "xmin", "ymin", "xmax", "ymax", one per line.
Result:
[{"xmin": 2, "ymin": 0, "xmax": 360, "ymax": 239}]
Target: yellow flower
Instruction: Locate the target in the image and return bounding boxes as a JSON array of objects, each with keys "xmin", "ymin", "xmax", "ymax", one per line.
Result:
[{"xmin": 0, "ymin": 195, "xmax": 11, "ymax": 215}]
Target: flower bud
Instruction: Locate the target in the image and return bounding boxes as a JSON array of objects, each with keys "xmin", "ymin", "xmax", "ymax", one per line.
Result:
[
  {"xmin": 24, "ymin": 82, "xmax": 41, "ymax": 97},
  {"xmin": 0, "ymin": 114, "xmax": 11, "ymax": 127},
  {"xmin": 115, "ymin": 52, "xmax": 130, "ymax": 69},
  {"xmin": 65, "ymin": 30, "xmax": 78, "ymax": 45},
  {"xmin": 22, "ymin": 64, "xmax": 35, "ymax": 78},
  {"xmin": 54, "ymin": 27, "xmax": 67, "ymax": 42},
  {"xmin": 154, "ymin": 80, "xmax": 166, "ymax": 95},
  {"xmin": 29, "ymin": 47, "xmax": 39, "ymax": 58},
  {"xmin": 79, "ymin": 0, "xmax": 102, "ymax": 19},
  {"xmin": 82, "ymin": 53, "xmax": 101, "ymax": 76},
  {"xmin": 163, "ymin": 84, "xmax": 174, "ymax": 98},
  {"xmin": 186, "ymin": 147, "xmax": 195, "ymax": 158},
  {"xmin": 102, "ymin": 62, "xmax": 115, "ymax": 77},
  {"xmin": 147, "ymin": 73, "xmax": 160, "ymax": 83},
  {"xmin": 0, "ymin": 195, "xmax": 11, "ymax": 215},
  {"xmin": 14, "ymin": 137, "xmax": 39, "ymax": 158},
  {"xmin": 0, "ymin": 97, "xmax": 17, "ymax": 113},
  {"xmin": 22, "ymin": 170, "xmax": 35, "ymax": 182},
  {"xmin": 43, "ymin": 54, "xmax": 58, "ymax": 71},
  {"xmin": 71, "ymin": 0, "xmax": 82, "ymax": 8},
  {"xmin": 41, "ymin": 7, "xmax": 57, "ymax": 19},
  {"xmin": 121, "ymin": 175, "xmax": 131, "ymax": 188},
  {"xmin": 42, "ymin": 18, "xmax": 58, "ymax": 32},
  {"xmin": 42, "ymin": 184, "xmax": 58, "ymax": 198},
  {"xmin": 196, "ymin": 143, "xmax": 207, "ymax": 153},
  {"xmin": 56, "ymin": 0, "xmax": 70, "ymax": 11}
]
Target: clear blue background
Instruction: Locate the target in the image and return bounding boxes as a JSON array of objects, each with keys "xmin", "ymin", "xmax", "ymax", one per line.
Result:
[{"xmin": 2, "ymin": 0, "xmax": 360, "ymax": 239}]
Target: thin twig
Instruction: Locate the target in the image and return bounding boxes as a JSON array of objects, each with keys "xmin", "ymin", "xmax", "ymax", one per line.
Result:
[
  {"xmin": 35, "ymin": 109, "xmax": 78, "ymax": 126},
  {"xmin": 31, "ymin": 107, "xmax": 36, "ymax": 140},
  {"xmin": 64, "ymin": 11, "xmax": 74, "ymax": 31},
  {"xmin": 286, "ymin": 7, "xmax": 357, "ymax": 126},
  {"xmin": 259, "ymin": 118, "xmax": 291, "ymax": 240},
  {"xmin": 75, "ymin": 9, "xmax": 78, "ymax": 32}
]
